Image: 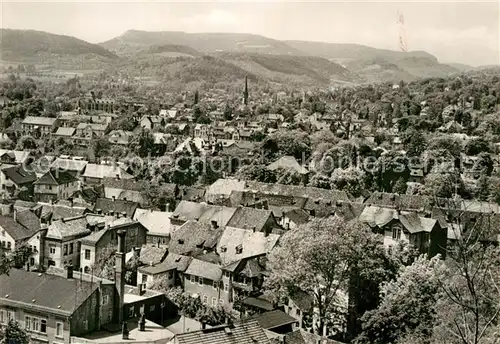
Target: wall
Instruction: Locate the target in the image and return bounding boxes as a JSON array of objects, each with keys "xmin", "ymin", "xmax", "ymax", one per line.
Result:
[
  {"xmin": 0, "ymin": 226, "xmax": 15, "ymax": 251},
  {"xmin": 45, "ymin": 239, "xmax": 63, "ymax": 268},
  {"xmin": 71, "ymin": 288, "xmax": 100, "ymax": 336},
  {"xmin": 184, "ymin": 274, "xmax": 228, "ymax": 307},
  {"xmin": 146, "ymin": 234, "xmax": 169, "ymax": 246},
  {"xmin": 27, "ymin": 233, "xmax": 41, "ymax": 267},
  {"xmin": 80, "ymin": 243, "xmax": 96, "ymax": 273},
  {"xmin": 99, "ymin": 284, "xmax": 115, "ymax": 327}
]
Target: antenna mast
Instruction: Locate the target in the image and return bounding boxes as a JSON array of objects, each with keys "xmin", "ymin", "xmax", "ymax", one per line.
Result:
[{"xmin": 397, "ymin": 10, "xmax": 408, "ymax": 52}]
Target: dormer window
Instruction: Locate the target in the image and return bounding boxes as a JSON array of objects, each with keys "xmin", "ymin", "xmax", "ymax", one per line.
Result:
[
  {"xmin": 235, "ymin": 244, "xmax": 243, "ymax": 254},
  {"xmin": 178, "ymin": 239, "xmax": 184, "ymax": 245},
  {"xmin": 221, "ymin": 246, "xmax": 227, "ymax": 253}
]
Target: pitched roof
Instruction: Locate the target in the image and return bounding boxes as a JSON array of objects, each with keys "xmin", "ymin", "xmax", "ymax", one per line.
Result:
[
  {"xmin": 51, "ymin": 158, "xmax": 88, "ymax": 172},
  {"xmin": 22, "ymin": 116, "xmax": 57, "ymax": 126},
  {"xmin": 267, "ymin": 156, "xmax": 308, "ymax": 175},
  {"xmin": 76, "ymin": 123, "xmax": 107, "ymax": 131},
  {"xmin": 226, "ymin": 207, "xmax": 276, "ymax": 232},
  {"xmin": 171, "ymin": 201, "xmax": 217, "ymax": 222},
  {"xmin": 185, "ymin": 258, "xmax": 222, "ymax": 281},
  {"xmin": 138, "ymin": 253, "xmax": 192, "ymax": 275},
  {"xmin": 0, "ymin": 215, "xmax": 37, "ymax": 241},
  {"xmin": 47, "ymin": 216, "xmax": 91, "ymax": 240},
  {"xmin": 102, "ymin": 177, "xmax": 144, "ymax": 191},
  {"xmin": 273, "ymin": 330, "xmax": 344, "ymax": 344},
  {"xmin": 15, "ymin": 210, "xmax": 40, "ymax": 233},
  {"xmin": 40, "ymin": 204, "xmax": 88, "ymax": 221},
  {"xmin": 133, "ymin": 209, "xmax": 173, "ymax": 236},
  {"xmin": 80, "ymin": 228, "xmax": 108, "ymax": 245},
  {"xmin": 0, "ymin": 269, "xmax": 98, "ymax": 316},
  {"xmin": 169, "ymin": 220, "xmax": 222, "ymax": 255},
  {"xmin": 53, "ymin": 127, "xmax": 76, "ymax": 137},
  {"xmin": 252, "ymin": 310, "xmax": 297, "ymax": 330},
  {"xmin": 174, "ymin": 320, "xmax": 270, "ymax": 344},
  {"xmin": 139, "ymin": 245, "xmax": 168, "ymax": 266},
  {"xmin": 245, "ymin": 181, "xmax": 352, "ymax": 202},
  {"xmin": 0, "ymin": 149, "xmax": 31, "ymax": 164},
  {"xmin": 34, "ymin": 169, "xmax": 78, "ymax": 186},
  {"xmin": 82, "ymin": 163, "xmax": 133, "ymax": 180},
  {"xmin": 2, "ymin": 165, "xmax": 37, "ymax": 185},
  {"xmin": 360, "ymin": 206, "xmax": 439, "ymax": 234},
  {"xmin": 94, "ymin": 198, "xmax": 138, "ymax": 218},
  {"xmin": 206, "ymin": 178, "xmax": 247, "ymax": 199},
  {"xmin": 217, "ymin": 226, "xmax": 280, "ymax": 265}
]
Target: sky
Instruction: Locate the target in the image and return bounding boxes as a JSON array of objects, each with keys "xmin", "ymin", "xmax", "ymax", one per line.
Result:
[{"xmin": 1, "ymin": 0, "xmax": 499, "ymax": 66}]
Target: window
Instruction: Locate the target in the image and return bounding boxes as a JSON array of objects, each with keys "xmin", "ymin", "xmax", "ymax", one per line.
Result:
[
  {"xmin": 392, "ymin": 227, "xmax": 401, "ymax": 240},
  {"xmin": 142, "ymin": 274, "xmax": 148, "ymax": 283},
  {"xmin": 7, "ymin": 242, "xmax": 11, "ymax": 250},
  {"xmin": 198, "ymin": 277, "xmax": 203, "ymax": 286},
  {"xmin": 63, "ymin": 244, "xmax": 68, "ymax": 256},
  {"xmin": 224, "ymin": 284, "xmax": 229, "ymax": 292},
  {"xmin": 129, "ymin": 307, "xmax": 135, "ymax": 317},
  {"xmin": 190, "ymin": 275, "xmax": 195, "ymax": 284},
  {"xmin": 41, "ymin": 319, "xmax": 47, "ymax": 333},
  {"xmin": 30, "ymin": 257, "xmax": 35, "ymax": 266},
  {"xmin": 25, "ymin": 316, "xmax": 31, "ymax": 329},
  {"xmin": 296, "ymin": 309, "xmax": 301, "ymax": 317},
  {"xmin": 33, "ymin": 318, "xmax": 39, "ymax": 332},
  {"xmin": 212, "ymin": 297, "xmax": 217, "ymax": 306},
  {"xmin": 102, "ymin": 295, "xmax": 109, "ymax": 305},
  {"xmin": 56, "ymin": 322, "xmax": 63, "ymax": 338},
  {"xmin": 219, "ymin": 299, "xmax": 224, "ymax": 305},
  {"xmin": 202, "ymin": 295, "xmax": 208, "ymax": 304},
  {"xmin": 213, "ymin": 280, "xmax": 218, "ymax": 289},
  {"xmin": 84, "ymin": 249, "xmax": 90, "ymax": 260},
  {"xmin": 49, "ymin": 245, "xmax": 56, "ymax": 254},
  {"xmin": 83, "ymin": 320, "xmax": 88, "ymax": 331},
  {"xmin": 150, "ymin": 305, "xmax": 155, "ymax": 312},
  {"xmin": 69, "ymin": 243, "xmax": 73, "ymax": 254},
  {"xmin": 224, "ymin": 271, "xmax": 230, "ymax": 278},
  {"xmin": 0, "ymin": 310, "xmax": 5, "ymax": 324},
  {"xmin": 235, "ymin": 244, "xmax": 243, "ymax": 254},
  {"xmin": 7, "ymin": 311, "xmax": 14, "ymax": 322}
]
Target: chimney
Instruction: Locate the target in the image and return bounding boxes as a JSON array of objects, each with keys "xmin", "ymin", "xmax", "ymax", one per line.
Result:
[
  {"xmin": 116, "ymin": 173, "xmax": 120, "ymax": 180},
  {"xmin": 116, "ymin": 230, "xmax": 126, "ymax": 325},
  {"xmin": 13, "ymin": 209, "xmax": 17, "ymax": 223},
  {"xmin": 262, "ymin": 200, "xmax": 269, "ymax": 210},
  {"xmin": 201, "ymin": 322, "xmax": 206, "ymax": 330},
  {"xmin": 138, "ymin": 283, "xmax": 145, "ymax": 296},
  {"xmin": 112, "ymin": 196, "xmax": 116, "ymax": 202},
  {"xmin": 39, "ymin": 224, "xmax": 48, "ymax": 269},
  {"xmin": 66, "ymin": 264, "xmax": 73, "ymax": 279}
]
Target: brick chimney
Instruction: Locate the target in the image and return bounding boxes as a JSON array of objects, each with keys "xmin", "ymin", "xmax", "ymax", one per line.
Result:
[
  {"xmin": 115, "ymin": 230, "xmax": 126, "ymax": 324},
  {"xmin": 39, "ymin": 224, "xmax": 48, "ymax": 269}
]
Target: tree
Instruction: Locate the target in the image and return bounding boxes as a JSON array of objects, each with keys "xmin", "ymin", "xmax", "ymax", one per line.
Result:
[
  {"xmin": 266, "ymin": 217, "xmax": 386, "ymax": 336},
  {"xmin": 0, "ymin": 320, "xmax": 30, "ymax": 344},
  {"xmin": 330, "ymin": 168, "xmax": 367, "ymax": 198},
  {"xmin": 0, "ymin": 248, "xmax": 12, "ymax": 275},
  {"xmin": 433, "ymin": 204, "xmax": 500, "ymax": 344},
  {"xmin": 92, "ymin": 243, "xmax": 116, "ymax": 280},
  {"xmin": 476, "ymin": 175, "xmax": 491, "ymax": 201},
  {"xmin": 11, "ymin": 243, "xmax": 32, "ymax": 269},
  {"xmin": 129, "ymin": 129, "xmax": 155, "ymax": 158},
  {"xmin": 356, "ymin": 256, "xmax": 446, "ymax": 344},
  {"xmin": 15, "ymin": 135, "xmax": 37, "ymax": 150},
  {"xmin": 465, "ymin": 138, "xmax": 491, "ymax": 156}
]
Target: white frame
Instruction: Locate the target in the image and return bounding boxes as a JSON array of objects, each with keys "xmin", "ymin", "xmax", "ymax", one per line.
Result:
[{"xmin": 56, "ymin": 322, "xmax": 64, "ymax": 339}]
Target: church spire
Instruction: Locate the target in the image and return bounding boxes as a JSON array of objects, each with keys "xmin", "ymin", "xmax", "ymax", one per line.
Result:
[{"xmin": 243, "ymin": 76, "xmax": 248, "ymax": 106}]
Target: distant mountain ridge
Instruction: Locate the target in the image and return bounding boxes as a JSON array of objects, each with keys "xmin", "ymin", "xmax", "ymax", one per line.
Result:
[{"xmin": 0, "ymin": 28, "xmax": 117, "ymax": 61}]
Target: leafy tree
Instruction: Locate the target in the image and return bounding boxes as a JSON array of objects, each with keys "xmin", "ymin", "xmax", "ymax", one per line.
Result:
[
  {"xmin": 129, "ymin": 129, "xmax": 155, "ymax": 158},
  {"xmin": 11, "ymin": 243, "xmax": 33, "ymax": 269},
  {"xmin": 330, "ymin": 168, "xmax": 366, "ymax": 198},
  {"xmin": 0, "ymin": 248, "xmax": 12, "ymax": 275},
  {"xmin": 405, "ymin": 130, "xmax": 427, "ymax": 157},
  {"xmin": 476, "ymin": 175, "xmax": 491, "ymax": 201},
  {"xmin": 393, "ymin": 178, "xmax": 408, "ymax": 195},
  {"xmin": 356, "ymin": 256, "xmax": 446, "ymax": 344},
  {"xmin": 267, "ymin": 217, "xmax": 386, "ymax": 336},
  {"xmin": 15, "ymin": 135, "xmax": 37, "ymax": 150},
  {"xmin": 275, "ymin": 168, "xmax": 303, "ymax": 186},
  {"xmin": 424, "ymin": 168, "xmax": 465, "ymax": 198},
  {"xmin": 236, "ymin": 164, "xmax": 276, "ymax": 184},
  {"xmin": 465, "ymin": 138, "xmax": 491, "ymax": 156},
  {"xmin": 0, "ymin": 320, "xmax": 30, "ymax": 344}
]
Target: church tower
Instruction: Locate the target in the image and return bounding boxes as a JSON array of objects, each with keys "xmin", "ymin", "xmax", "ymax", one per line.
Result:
[{"xmin": 243, "ymin": 76, "xmax": 248, "ymax": 106}]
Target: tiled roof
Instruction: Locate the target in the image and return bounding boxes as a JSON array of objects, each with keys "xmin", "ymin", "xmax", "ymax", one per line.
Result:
[
  {"xmin": 53, "ymin": 127, "xmax": 76, "ymax": 137},
  {"xmin": 80, "ymin": 229, "xmax": 108, "ymax": 245},
  {"xmin": 289, "ymin": 289, "xmax": 314, "ymax": 312},
  {"xmin": 51, "ymin": 158, "xmax": 88, "ymax": 172},
  {"xmin": 245, "ymin": 181, "xmax": 352, "ymax": 202},
  {"xmin": 76, "ymin": 123, "xmax": 107, "ymax": 131},
  {"xmin": 252, "ymin": 310, "xmax": 297, "ymax": 330},
  {"xmin": 206, "ymin": 178, "xmax": 246, "ymax": 200},
  {"xmin": 0, "ymin": 215, "xmax": 37, "ymax": 241},
  {"xmin": 94, "ymin": 198, "xmax": 138, "ymax": 218},
  {"xmin": 217, "ymin": 226, "xmax": 280, "ymax": 265},
  {"xmin": 133, "ymin": 209, "xmax": 172, "ymax": 235},
  {"xmin": 15, "ymin": 210, "xmax": 40, "ymax": 232},
  {"xmin": 272, "ymin": 330, "xmax": 344, "ymax": 344},
  {"xmin": 171, "ymin": 201, "xmax": 215, "ymax": 222},
  {"xmin": 83, "ymin": 163, "xmax": 134, "ymax": 180},
  {"xmin": 22, "ymin": 116, "xmax": 57, "ymax": 126},
  {"xmin": 138, "ymin": 253, "xmax": 192, "ymax": 275},
  {"xmin": 2, "ymin": 165, "xmax": 37, "ymax": 185},
  {"xmin": 34, "ymin": 169, "xmax": 78, "ymax": 186},
  {"xmin": 40, "ymin": 204, "xmax": 88, "ymax": 221},
  {"xmin": 0, "ymin": 269, "xmax": 98, "ymax": 316},
  {"xmin": 102, "ymin": 177, "xmax": 144, "ymax": 191},
  {"xmin": 47, "ymin": 216, "xmax": 91, "ymax": 240},
  {"xmin": 185, "ymin": 258, "xmax": 222, "ymax": 281},
  {"xmin": 169, "ymin": 220, "xmax": 222, "ymax": 255},
  {"xmin": 226, "ymin": 207, "xmax": 276, "ymax": 232},
  {"xmin": 0, "ymin": 149, "xmax": 31, "ymax": 164},
  {"xmin": 139, "ymin": 245, "xmax": 168, "ymax": 266},
  {"xmin": 174, "ymin": 320, "xmax": 270, "ymax": 344},
  {"xmin": 360, "ymin": 206, "xmax": 438, "ymax": 234}
]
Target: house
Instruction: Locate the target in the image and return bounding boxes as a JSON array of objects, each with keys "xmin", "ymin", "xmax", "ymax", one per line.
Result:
[
  {"xmin": 108, "ymin": 130, "xmax": 133, "ymax": 146},
  {"xmin": 21, "ymin": 116, "xmax": 58, "ymax": 137},
  {"xmin": 284, "ymin": 289, "xmax": 314, "ymax": 331},
  {"xmin": 140, "ymin": 116, "xmax": 163, "ymax": 130},
  {"xmin": 137, "ymin": 252, "xmax": 192, "ymax": 289},
  {"xmin": 33, "ymin": 169, "xmax": 80, "ymax": 203},
  {"xmin": 51, "ymin": 157, "xmax": 88, "ymax": 177},
  {"xmin": 170, "ymin": 201, "xmax": 236, "ymax": 230},
  {"xmin": 169, "ymin": 220, "xmax": 222, "ymax": 256},
  {"xmin": 0, "ymin": 214, "xmax": 39, "ymax": 252},
  {"xmin": 279, "ymin": 208, "xmax": 310, "ymax": 231},
  {"xmin": 267, "ymin": 156, "xmax": 309, "ymax": 177},
  {"xmin": 44, "ymin": 215, "xmax": 91, "ymax": 268},
  {"xmin": 194, "ymin": 124, "xmax": 213, "ymax": 140},
  {"xmin": 359, "ymin": 206, "xmax": 447, "ymax": 257},
  {"xmin": 79, "ymin": 218, "xmax": 147, "ymax": 273},
  {"xmin": 82, "ymin": 163, "xmax": 134, "ymax": 184},
  {"xmin": 205, "ymin": 178, "xmax": 246, "ymax": 204},
  {"xmin": 226, "ymin": 207, "xmax": 281, "ymax": 234},
  {"xmin": 0, "ymin": 149, "xmax": 32, "ymax": 165},
  {"xmin": 38, "ymin": 203, "xmax": 89, "ymax": 223},
  {"xmin": 216, "ymin": 226, "xmax": 280, "ymax": 265},
  {"xmin": 133, "ymin": 209, "xmax": 173, "ymax": 246},
  {"xmin": 103, "ymin": 177, "xmax": 147, "ymax": 205},
  {"xmin": 0, "ymin": 268, "xmax": 101, "ymax": 344},
  {"xmin": 167, "ymin": 320, "xmax": 271, "ymax": 344},
  {"xmin": 94, "ymin": 198, "xmax": 139, "ymax": 218},
  {"xmin": 0, "ymin": 165, "xmax": 37, "ymax": 199},
  {"xmin": 52, "ymin": 127, "xmax": 76, "ymax": 141},
  {"xmin": 75, "ymin": 123, "xmax": 108, "ymax": 146},
  {"xmin": 184, "ymin": 258, "xmax": 227, "ymax": 306}
]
